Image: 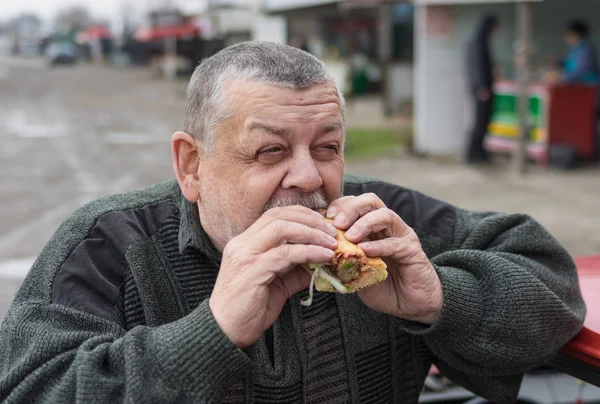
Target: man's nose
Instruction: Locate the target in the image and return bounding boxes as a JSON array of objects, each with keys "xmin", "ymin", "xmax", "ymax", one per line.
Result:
[{"xmin": 281, "ymin": 150, "xmax": 323, "ymax": 192}]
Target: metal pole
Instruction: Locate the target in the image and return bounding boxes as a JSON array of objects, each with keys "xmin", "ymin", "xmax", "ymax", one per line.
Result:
[
  {"xmin": 378, "ymin": 1, "xmax": 393, "ymax": 116},
  {"xmin": 514, "ymin": 1, "xmax": 531, "ymax": 175}
]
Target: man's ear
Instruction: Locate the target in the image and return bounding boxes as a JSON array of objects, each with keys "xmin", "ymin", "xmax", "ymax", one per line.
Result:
[{"xmin": 172, "ymin": 131, "xmax": 204, "ymax": 202}]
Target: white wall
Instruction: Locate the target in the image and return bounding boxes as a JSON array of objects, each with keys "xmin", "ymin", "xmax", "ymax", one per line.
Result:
[
  {"xmin": 414, "ymin": 4, "xmax": 481, "ymax": 156},
  {"xmin": 252, "ymin": 14, "xmax": 287, "ymax": 44},
  {"xmin": 213, "ymin": 8, "xmax": 255, "ymax": 34},
  {"xmin": 388, "ymin": 63, "xmax": 414, "ymax": 112}
]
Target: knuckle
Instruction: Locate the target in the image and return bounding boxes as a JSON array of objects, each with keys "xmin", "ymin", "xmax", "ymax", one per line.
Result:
[
  {"xmin": 362, "ymin": 193, "xmax": 382, "ymax": 206},
  {"xmin": 383, "ymin": 208, "xmax": 399, "ymax": 223},
  {"xmin": 270, "ymin": 219, "xmax": 289, "ymax": 234},
  {"xmin": 277, "ymin": 244, "xmax": 294, "ymax": 259},
  {"xmin": 222, "ymin": 238, "xmax": 238, "ymax": 257},
  {"xmin": 388, "ymin": 237, "xmax": 403, "ymax": 249}
]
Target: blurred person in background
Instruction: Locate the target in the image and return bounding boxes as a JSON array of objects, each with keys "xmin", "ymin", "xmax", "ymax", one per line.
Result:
[
  {"xmin": 561, "ymin": 20, "xmax": 600, "ymax": 86},
  {"xmin": 289, "ymin": 35, "xmax": 311, "ymax": 54},
  {"xmin": 465, "ymin": 14, "xmax": 499, "ymax": 165},
  {"xmin": 548, "ymin": 19, "xmax": 600, "ymax": 160}
]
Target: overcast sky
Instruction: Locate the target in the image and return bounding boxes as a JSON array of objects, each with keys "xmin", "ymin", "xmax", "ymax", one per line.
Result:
[{"xmin": 0, "ymin": 0, "xmax": 211, "ymax": 26}]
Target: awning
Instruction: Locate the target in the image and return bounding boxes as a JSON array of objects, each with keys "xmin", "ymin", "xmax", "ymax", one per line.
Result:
[
  {"xmin": 77, "ymin": 25, "xmax": 111, "ymax": 43},
  {"xmin": 413, "ymin": 0, "xmax": 543, "ymax": 4},
  {"xmin": 263, "ymin": 0, "xmax": 339, "ymax": 12},
  {"xmin": 133, "ymin": 23, "xmax": 200, "ymax": 42}
]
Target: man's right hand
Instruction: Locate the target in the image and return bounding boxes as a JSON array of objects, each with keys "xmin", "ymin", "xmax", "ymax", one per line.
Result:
[{"xmin": 209, "ymin": 206, "xmax": 339, "ymax": 348}]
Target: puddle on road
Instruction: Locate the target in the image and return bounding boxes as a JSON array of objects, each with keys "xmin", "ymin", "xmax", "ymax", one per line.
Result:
[{"xmin": 2, "ymin": 109, "xmax": 68, "ymax": 138}]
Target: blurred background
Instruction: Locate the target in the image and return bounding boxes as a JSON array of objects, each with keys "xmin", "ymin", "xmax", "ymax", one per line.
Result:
[{"xmin": 1, "ymin": 0, "xmax": 600, "ymax": 402}]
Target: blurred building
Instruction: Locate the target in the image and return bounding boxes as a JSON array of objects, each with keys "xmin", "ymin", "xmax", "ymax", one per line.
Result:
[
  {"xmin": 0, "ymin": 22, "xmax": 11, "ymax": 56},
  {"xmin": 264, "ymin": 0, "xmax": 415, "ymax": 114},
  {"xmin": 132, "ymin": 7, "xmax": 227, "ymax": 77},
  {"xmin": 206, "ymin": 0, "xmax": 286, "ymax": 47},
  {"xmin": 412, "ymin": 0, "xmax": 600, "ymax": 159},
  {"xmin": 9, "ymin": 14, "xmax": 43, "ymax": 56},
  {"xmin": 206, "ymin": 0, "xmax": 254, "ymax": 46}
]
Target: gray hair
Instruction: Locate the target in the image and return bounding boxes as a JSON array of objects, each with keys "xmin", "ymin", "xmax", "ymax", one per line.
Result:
[{"xmin": 183, "ymin": 41, "xmax": 345, "ymax": 154}]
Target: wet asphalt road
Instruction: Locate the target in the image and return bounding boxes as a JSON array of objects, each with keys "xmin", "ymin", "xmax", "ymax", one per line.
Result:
[
  {"xmin": 0, "ymin": 56, "xmax": 183, "ymax": 260},
  {"xmin": 0, "ymin": 57, "xmax": 188, "ymax": 319}
]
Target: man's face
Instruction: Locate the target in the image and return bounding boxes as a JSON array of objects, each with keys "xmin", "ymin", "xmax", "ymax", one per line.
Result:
[{"xmin": 196, "ymin": 80, "xmax": 345, "ymax": 250}]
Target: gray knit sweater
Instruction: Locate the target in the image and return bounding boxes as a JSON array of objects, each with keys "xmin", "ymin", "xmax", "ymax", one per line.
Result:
[{"xmin": 0, "ymin": 175, "xmax": 586, "ymax": 403}]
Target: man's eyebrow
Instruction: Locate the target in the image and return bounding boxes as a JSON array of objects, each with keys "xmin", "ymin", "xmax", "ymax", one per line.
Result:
[
  {"xmin": 248, "ymin": 122, "xmax": 290, "ymax": 137},
  {"xmin": 323, "ymin": 122, "xmax": 344, "ymax": 132}
]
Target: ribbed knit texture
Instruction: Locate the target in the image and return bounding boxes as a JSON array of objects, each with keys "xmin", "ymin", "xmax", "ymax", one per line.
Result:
[
  {"xmin": 122, "ymin": 270, "xmax": 145, "ymax": 329},
  {"xmin": 159, "ymin": 215, "xmax": 217, "ymax": 311},
  {"xmin": 299, "ymin": 293, "xmax": 350, "ymax": 403},
  {"xmin": 355, "ymin": 343, "xmax": 393, "ymax": 403}
]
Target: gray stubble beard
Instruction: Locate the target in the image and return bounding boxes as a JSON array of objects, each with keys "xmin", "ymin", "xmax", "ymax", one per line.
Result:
[{"xmin": 262, "ymin": 189, "xmax": 329, "ymax": 213}]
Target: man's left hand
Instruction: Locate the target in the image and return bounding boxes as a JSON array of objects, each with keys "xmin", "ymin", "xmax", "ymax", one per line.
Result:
[{"xmin": 327, "ymin": 194, "xmax": 443, "ymax": 325}]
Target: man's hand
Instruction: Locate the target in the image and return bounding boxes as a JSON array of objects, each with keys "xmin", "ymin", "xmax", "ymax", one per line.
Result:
[
  {"xmin": 326, "ymin": 195, "xmax": 443, "ymax": 325},
  {"xmin": 209, "ymin": 206, "xmax": 339, "ymax": 348}
]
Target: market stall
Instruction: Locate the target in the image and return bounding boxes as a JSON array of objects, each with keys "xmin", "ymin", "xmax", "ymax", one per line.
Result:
[
  {"xmin": 413, "ymin": 0, "xmax": 600, "ymax": 163},
  {"xmin": 485, "ymin": 80, "xmax": 597, "ymax": 164}
]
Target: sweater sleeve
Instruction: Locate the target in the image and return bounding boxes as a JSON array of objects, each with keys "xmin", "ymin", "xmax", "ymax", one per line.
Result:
[
  {"xmin": 397, "ymin": 210, "xmax": 586, "ymax": 403},
  {"xmin": 0, "ymin": 296, "xmax": 251, "ymax": 403},
  {"xmin": 0, "ymin": 202, "xmax": 252, "ymax": 403}
]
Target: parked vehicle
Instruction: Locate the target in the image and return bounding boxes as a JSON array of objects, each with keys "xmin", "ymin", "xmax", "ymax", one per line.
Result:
[{"xmin": 46, "ymin": 41, "xmax": 77, "ymax": 66}]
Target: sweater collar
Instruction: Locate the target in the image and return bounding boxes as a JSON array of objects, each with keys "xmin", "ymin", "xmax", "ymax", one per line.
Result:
[{"xmin": 178, "ymin": 197, "xmax": 223, "ymax": 266}]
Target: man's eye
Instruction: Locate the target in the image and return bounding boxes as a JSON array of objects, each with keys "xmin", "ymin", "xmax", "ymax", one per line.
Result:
[
  {"xmin": 257, "ymin": 146, "xmax": 287, "ymax": 164},
  {"xmin": 313, "ymin": 144, "xmax": 339, "ymax": 159}
]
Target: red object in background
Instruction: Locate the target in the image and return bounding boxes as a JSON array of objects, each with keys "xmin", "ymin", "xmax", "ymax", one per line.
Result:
[
  {"xmin": 547, "ymin": 85, "xmax": 597, "ymax": 161},
  {"xmin": 77, "ymin": 24, "xmax": 111, "ymax": 42},
  {"xmin": 562, "ymin": 255, "xmax": 600, "ymax": 369},
  {"xmin": 330, "ymin": 19, "xmax": 373, "ymax": 32},
  {"xmin": 134, "ymin": 23, "xmax": 200, "ymax": 42}
]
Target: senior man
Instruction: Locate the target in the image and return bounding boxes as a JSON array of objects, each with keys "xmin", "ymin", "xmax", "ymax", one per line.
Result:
[{"xmin": 0, "ymin": 42, "xmax": 585, "ymax": 403}]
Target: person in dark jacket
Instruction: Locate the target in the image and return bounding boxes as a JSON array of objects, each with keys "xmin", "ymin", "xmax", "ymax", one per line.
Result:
[{"xmin": 465, "ymin": 14, "xmax": 499, "ymax": 165}]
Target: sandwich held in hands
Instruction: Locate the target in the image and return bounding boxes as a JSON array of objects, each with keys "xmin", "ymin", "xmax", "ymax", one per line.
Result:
[{"xmin": 301, "ymin": 211, "xmax": 388, "ymax": 306}]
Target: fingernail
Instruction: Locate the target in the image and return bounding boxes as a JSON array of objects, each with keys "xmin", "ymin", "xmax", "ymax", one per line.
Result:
[
  {"xmin": 345, "ymin": 227, "xmax": 359, "ymax": 238},
  {"xmin": 318, "ymin": 249, "xmax": 335, "ymax": 262},
  {"xmin": 326, "ymin": 235, "xmax": 338, "ymax": 245},
  {"xmin": 333, "ymin": 212, "xmax": 347, "ymax": 226},
  {"xmin": 326, "ymin": 206, "xmax": 338, "ymax": 218},
  {"xmin": 326, "ymin": 223, "xmax": 338, "ymax": 236}
]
